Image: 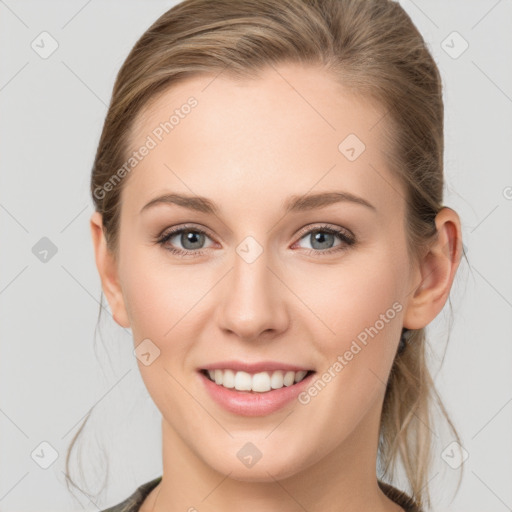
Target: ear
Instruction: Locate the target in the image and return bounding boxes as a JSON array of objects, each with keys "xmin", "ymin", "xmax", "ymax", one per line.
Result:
[
  {"xmin": 90, "ymin": 211, "xmax": 130, "ymax": 328},
  {"xmin": 402, "ymin": 207, "xmax": 463, "ymax": 330}
]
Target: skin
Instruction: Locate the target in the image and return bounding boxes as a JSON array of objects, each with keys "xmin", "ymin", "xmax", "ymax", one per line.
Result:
[{"xmin": 90, "ymin": 63, "xmax": 462, "ymax": 512}]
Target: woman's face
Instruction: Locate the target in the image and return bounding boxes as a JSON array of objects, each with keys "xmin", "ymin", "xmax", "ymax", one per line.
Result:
[{"xmin": 103, "ymin": 63, "xmax": 420, "ymax": 480}]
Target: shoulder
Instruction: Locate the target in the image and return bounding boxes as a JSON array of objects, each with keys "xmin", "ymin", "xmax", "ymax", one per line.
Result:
[
  {"xmin": 378, "ymin": 480, "xmax": 424, "ymax": 512},
  {"xmin": 100, "ymin": 476, "xmax": 162, "ymax": 512}
]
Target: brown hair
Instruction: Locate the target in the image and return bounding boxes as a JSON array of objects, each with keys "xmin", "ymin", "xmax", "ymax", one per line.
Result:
[{"xmin": 67, "ymin": 0, "xmax": 467, "ymax": 509}]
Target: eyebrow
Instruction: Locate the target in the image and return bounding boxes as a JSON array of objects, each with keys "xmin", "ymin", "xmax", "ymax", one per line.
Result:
[{"xmin": 140, "ymin": 191, "xmax": 377, "ymax": 215}]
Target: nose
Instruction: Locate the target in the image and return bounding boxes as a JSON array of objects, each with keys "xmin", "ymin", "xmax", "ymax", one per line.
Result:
[{"xmin": 216, "ymin": 245, "xmax": 289, "ymax": 342}]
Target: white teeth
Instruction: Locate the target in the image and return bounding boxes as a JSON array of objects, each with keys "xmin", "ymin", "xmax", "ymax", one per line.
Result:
[
  {"xmin": 234, "ymin": 371, "xmax": 252, "ymax": 391},
  {"xmin": 270, "ymin": 370, "xmax": 284, "ymax": 389},
  {"xmin": 283, "ymin": 371, "xmax": 295, "ymax": 386},
  {"xmin": 252, "ymin": 372, "xmax": 271, "ymax": 392},
  {"xmin": 222, "ymin": 369, "xmax": 235, "ymax": 388},
  {"xmin": 294, "ymin": 370, "xmax": 307, "ymax": 383},
  {"xmin": 204, "ymin": 368, "xmax": 311, "ymax": 392}
]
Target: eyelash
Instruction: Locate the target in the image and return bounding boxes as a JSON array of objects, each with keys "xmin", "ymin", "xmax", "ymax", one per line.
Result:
[{"xmin": 155, "ymin": 224, "xmax": 356, "ymax": 258}]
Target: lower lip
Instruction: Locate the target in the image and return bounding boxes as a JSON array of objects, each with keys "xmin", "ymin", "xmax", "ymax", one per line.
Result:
[{"xmin": 198, "ymin": 370, "xmax": 315, "ymax": 416}]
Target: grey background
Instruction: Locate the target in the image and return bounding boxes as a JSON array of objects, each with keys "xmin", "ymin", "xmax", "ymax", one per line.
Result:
[{"xmin": 0, "ymin": 1, "xmax": 511, "ymax": 511}]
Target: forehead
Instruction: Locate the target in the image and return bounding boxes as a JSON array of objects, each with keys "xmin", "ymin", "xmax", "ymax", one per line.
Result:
[{"xmin": 123, "ymin": 63, "xmax": 404, "ymax": 219}]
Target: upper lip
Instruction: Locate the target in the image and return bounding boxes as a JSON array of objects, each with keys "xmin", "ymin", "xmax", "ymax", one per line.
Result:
[{"xmin": 200, "ymin": 360, "xmax": 314, "ymax": 374}]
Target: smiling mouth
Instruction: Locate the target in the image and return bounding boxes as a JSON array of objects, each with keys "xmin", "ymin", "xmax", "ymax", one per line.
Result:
[{"xmin": 200, "ymin": 368, "xmax": 315, "ymax": 393}]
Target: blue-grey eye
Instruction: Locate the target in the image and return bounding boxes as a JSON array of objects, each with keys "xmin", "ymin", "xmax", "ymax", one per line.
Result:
[
  {"xmin": 175, "ymin": 229, "xmax": 207, "ymax": 250},
  {"xmin": 298, "ymin": 229, "xmax": 343, "ymax": 251}
]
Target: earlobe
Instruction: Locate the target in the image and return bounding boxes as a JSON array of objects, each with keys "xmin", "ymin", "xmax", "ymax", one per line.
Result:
[
  {"xmin": 402, "ymin": 207, "xmax": 463, "ymax": 330},
  {"xmin": 89, "ymin": 211, "xmax": 131, "ymax": 328}
]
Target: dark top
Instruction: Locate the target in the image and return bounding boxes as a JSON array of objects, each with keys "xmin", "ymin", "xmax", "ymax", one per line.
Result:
[{"xmin": 101, "ymin": 476, "xmax": 423, "ymax": 512}]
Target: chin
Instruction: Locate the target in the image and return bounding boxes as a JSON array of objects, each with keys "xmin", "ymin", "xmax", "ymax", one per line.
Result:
[
  {"xmin": 217, "ymin": 461, "xmax": 302, "ymax": 483},
  {"xmin": 200, "ymin": 444, "xmax": 309, "ymax": 483}
]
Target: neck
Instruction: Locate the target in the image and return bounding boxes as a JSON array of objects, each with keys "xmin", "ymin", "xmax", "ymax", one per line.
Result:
[{"xmin": 147, "ymin": 402, "xmax": 402, "ymax": 512}]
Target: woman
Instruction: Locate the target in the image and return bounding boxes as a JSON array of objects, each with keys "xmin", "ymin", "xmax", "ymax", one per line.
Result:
[{"xmin": 68, "ymin": 0, "xmax": 467, "ymax": 510}]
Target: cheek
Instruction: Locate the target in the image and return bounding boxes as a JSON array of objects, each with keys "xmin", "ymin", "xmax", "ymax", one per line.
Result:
[
  {"xmin": 304, "ymin": 250, "xmax": 406, "ymax": 398},
  {"xmin": 119, "ymin": 253, "xmax": 201, "ymax": 410},
  {"xmin": 118, "ymin": 251, "xmax": 218, "ymax": 405},
  {"xmin": 119, "ymin": 250, "xmax": 207, "ymax": 338},
  {"xmin": 340, "ymin": 270, "xmax": 399, "ymax": 335},
  {"xmin": 310, "ymin": 248, "xmax": 406, "ymax": 371},
  {"xmin": 295, "ymin": 254, "xmax": 406, "ymax": 438}
]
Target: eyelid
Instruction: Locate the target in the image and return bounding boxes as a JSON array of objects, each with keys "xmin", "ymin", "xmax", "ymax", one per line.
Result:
[
  {"xmin": 294, "ymin": 223, "xmax": 354, "ymax": 241},
  {"xmin": 158, "ymin": 222, "xmax": 214, "ymax": 238}
]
